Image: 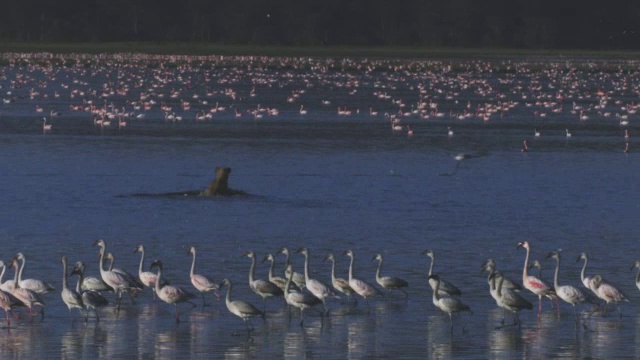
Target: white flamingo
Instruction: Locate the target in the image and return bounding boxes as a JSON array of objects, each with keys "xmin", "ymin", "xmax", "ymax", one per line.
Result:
[
  {"xmin": 296, "ymin": 248, "xmax": 336, "ymax": 314},
  {"xmin": 71, "ymin": 261, "xmax": 108, "ymax": 322},
  {"xmin": 343, "ymin": 250, "xmax": 381, "ymax": 313},
  {"xmin": 60, "ymin": 256, "xmax": 83, "ymax": 320},
  {"xmin": 284, "ymin": 265, "xmax": 321, "ymax": 327},
  {"xmin": 9, "ymin": 258, "xmax": 45, "ymax": 321},
  {"xmin": 187, "ymin": 246, "xmax": 220, "ymax": 306},
  {"xmin": 14, "ymin": 253, "xmax": 55, "ymax": 294},
  {"xmin": 150, "ymin": 260, "xmax": 196, "ymax": 323},
  {"xmin": 243, "ymin": 251, "xmax": 283, "ymax": 310},
  {"xmin": 219, "ymin": 279, "xmax": 264, "ymax": 334},
  {"xmin": 323, "ymin": 253, "xmax": 353, "ymax": 301},
  {"xmin": 372, "ymin": 254, "xmax": 409, "ymax": 296},
  {"xmin": 133, "ymin": 245, "xmax": 160, "ymax": 298}
]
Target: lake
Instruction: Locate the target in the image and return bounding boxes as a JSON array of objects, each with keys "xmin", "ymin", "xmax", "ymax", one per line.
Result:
[{"xmin": 0, "ymin": 53, "xmax": 639, "ymax": 359}]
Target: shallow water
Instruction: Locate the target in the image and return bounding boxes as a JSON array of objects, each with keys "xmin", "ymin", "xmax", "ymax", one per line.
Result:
[{"xmin": 0, "ymin": 56, "xmax": 639, "ymax": 358}]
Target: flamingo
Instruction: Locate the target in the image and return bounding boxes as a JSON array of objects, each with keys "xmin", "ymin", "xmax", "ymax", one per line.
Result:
[
  {"xmin": 480, "ymin": 259, "xmax": 522, "ymax": 291},
  {"xmin": 149, "ymin": 260, "xmax": 195, "ymax": 323},
  {"xmin": 187, "ymin": 246, "xmax": 220, "ymax": 306},
  {"xmin": 516, "ymin": 241, "xmax": 554, "ymax": 316},
  {"xmin": 0, "ymin": 260, "xmax": 16, "ymax": 293},
  {"xmin": 631, "ymin": 261, "xmax": 640, "ymax": 292},
  {"xmin": 322, "ymin": 253, "xmax": 353, "ymax": 301},
  {"xmin": 428, "ymin": 274, "xmax": 471, "ymax": 330},
  {"xmin": 343, "ymin": 250, "xmax": 380, "ymax": 313},
  {"xmin": 278, "ymin": 248, "xmax": 306, "ymax": 289},
  {"xmin": 0, "ymin": 287, "xmax": 19, "ymax": 327},
  {"xmin": 576, "ymin": 253, "xmax": 598, "ymax": 297},
  {"xmin": 42, "ymin": 117, "xmax": 52, "ymax": 133},
  {"xmin": 9, "ymin": 258, "xmax": 45, "ymax": 321},
  {"xmin": 71, "ymin": 261, "xmax": 108, "ymax": 322},
  {"xmin": 93, "ymin": 239, "xmax": 137, "ymax": 310},
  {"xmin": 0, "ymin": 261, "xmax": 20, "ymax": 327},
  {"xmin": 219, "ymin": 279, "xmax": 264, "ymax": 333},
  {"xmin": 283, "ymin": 265, "xmax": 321, "ymax": 327},
  {"xmin": 591, "ymin": 275, "xmax": 629, "ymax": 315},
  {"xmin": 448, "ymin": 126, "xmax": 454, "ymax": 136},
  {"xmin": 527, "ymin": 259, "xmax": 561, "ymax": 314},
  {"xmin": 14, "ymin": 253, "xmax": 55, "ymax": 294},
  {"xmin": 566, "ymin": 129, "xmax": 572, "ymax": 138},
  {"xmin": 105, "ymin": 252, "xmax": 145, "ymax": 293},
  {"xmin": 262, "ymin": 254, "xmax": 300, "ymax": 293},
  {"xmin": 534, "ymin": 128, "xmax": 541, "ymax": 137},
  {"xmin": 372, "ymin": 254, "xmax": 409, "ymax": 296},
  {"xmin": 422, "ymin": 249, "xmax": 461, "ymax": 297},
  {"xmin": 296, "ymin": 248, "xmax": 336, "ymax": 314},
  {"xmin": 546, "ymin": 252, "xmax": 590, "ymax": 319},
  {"xmin": 299, "ymin": 105, "xmax": 307, "ymax": 115},
  {"xmin": 133, "ymin": 245, "xmax": 160, "ymax": 298},
  {"xmin": 243, "ymin": 251, "xmax": 283, "ymax": 310},
  {"xmin": 489, "ymin": 271, "xmax": 532, "ymax": 328},
  {"xmin": 60, "ymin": 256, "xmax": 83, "ymax": 320},
  {"xmin": 521, "ymin": 139, "xmax": 529, "ymax": 152}
]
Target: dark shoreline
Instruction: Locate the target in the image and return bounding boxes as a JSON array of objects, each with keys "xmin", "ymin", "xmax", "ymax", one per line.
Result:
[{"xmin": 2, "ymin": 42, "xmax": 640, "ymax": 59}]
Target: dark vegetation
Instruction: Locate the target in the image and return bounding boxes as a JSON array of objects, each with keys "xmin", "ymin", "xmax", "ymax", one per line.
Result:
[{"xmin": 1, "ymin": 0, "xmax": 639, "ymax": 50}]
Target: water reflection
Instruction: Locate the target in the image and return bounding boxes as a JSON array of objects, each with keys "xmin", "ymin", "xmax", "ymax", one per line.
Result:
[
  {"xmin": 347, "ymin": 314, "xmax": 377, "ymax": 358},
  {"xmin": 486, "ymin": 308, "xmax": 525, "ymax": 358},
  {"xmin": 223, "ymin": 338, "xmax": 258, "ymax": 359}
]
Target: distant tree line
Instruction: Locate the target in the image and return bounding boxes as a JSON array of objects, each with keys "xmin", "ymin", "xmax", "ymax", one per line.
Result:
[{"xmin": 1, "ymin": 0, "xmax": 639, "ymax": 50}]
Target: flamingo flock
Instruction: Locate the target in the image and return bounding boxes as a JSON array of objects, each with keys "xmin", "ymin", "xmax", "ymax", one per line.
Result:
[
  {"xmin": 0, "ymin": 52, "xmax": 634, "ymax": 156},
  {"xmin": 0, "ymin": 239, "xmax": 636, "ymax": 334}
]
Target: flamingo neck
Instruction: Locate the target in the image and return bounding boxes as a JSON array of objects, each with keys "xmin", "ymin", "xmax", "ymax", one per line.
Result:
[
  {"xmin": 375, "ymin": 258, "xmax": 383, "ymax": 282},
  {"xmin": 267, "ymin": 259, "xmax": 275, "ymax": 280},
  {"xmin": 62, "ymin": 259, "xmax": 69, "ymax": 291},
  {"xmin": 190, "ymin": 251, "xmax": 197, "ymax": 278},
  {"xmin": 636, "ymin": 267, "xmax": 640, "ymax": 285},
  {"xmin": 75, "ymin": 270, "xmax": 83, "ymax": 294},
  {"xmin": 248, "ymin": 255, "xmax": 256, "ymax": 283},
  {"xmin": 98, "ymin": 246, "xmax": 106, "ymax": 274},
  {"xmin": 225, "ymin": 282, "xmax": 232, "ymax": 306},
  {"xmin": 553, "ymin": 257, "xmax": 561, "ymax": 289},
  {"xmin": 428, "ymin": 256, "xmax": 434, "ymax": 277},
  {"xmin": 522, "ymin": 246, "xmax": 530, "ymax": 281},
  {"xmin": 138, "ymin": 249, "xmax": 146, "ymax": 275},
  {"xmin": 285, "ymin": 271, "xmax": 292, "ymax": 294},
  {"xmin": 12, "ymin": 264, "xmax": 18, "ymax": 286},
  {"xmin": 283, "ymin": 251, "xmax": 290, "ymax": 268},
  {"xmin": 348, "ymin": 255, "xmax": 355, "ymax": 281},
  {"xmin": 486, "ymin": 265, "xmax": 495, "ymax": 282},
  {"xmin": 496, "ymin": 276, "xmax": 504, "ymax": 297},
  {"xmin": 18, "ymin": 257, "xmax": 26, "ymax": 283},
  {"xmin": 330, "ymin": 259, "xmax": 336, "ymax": 282},
  {"xmin": 580, "ymin": 257, "xmax": 588, "ymax": 283},
  {"xmin": 489, "ymin": 273, "xmax": 496, "ymax": 292},
  {"xmin": 154, "ymin": 265, "xmax": 163, "ymax": 292},
  {"xmin": 0, "ymin": 265, "xmax": 4, "ymax": 284},
  {"xmin": 303, "ymin": 253, "xmax": 310, "ymax": 282}
]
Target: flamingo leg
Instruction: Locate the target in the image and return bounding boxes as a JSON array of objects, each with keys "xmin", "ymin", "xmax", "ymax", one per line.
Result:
[{"xmin": 538, "ymin": 296, "xmax": 543, "ymax": 314}]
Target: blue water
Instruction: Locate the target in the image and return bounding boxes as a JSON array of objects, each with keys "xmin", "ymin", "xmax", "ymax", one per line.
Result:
[{"xmin": 1, "ymin": 55, "xmax": 640, "ymax": 358}]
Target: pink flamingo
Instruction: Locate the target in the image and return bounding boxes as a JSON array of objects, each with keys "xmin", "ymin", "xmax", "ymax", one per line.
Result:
[{"xmin": 517, "ymin": 241, "xmax": 553, "ymax": 316}]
